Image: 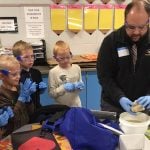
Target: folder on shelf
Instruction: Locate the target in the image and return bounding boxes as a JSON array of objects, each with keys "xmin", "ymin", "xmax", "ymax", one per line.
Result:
[
  {"xmin": 114, "ymin": 4, "xmax": 126, "ymax": 30},
  {"xmin": 50, "ymin": 4, "xmax": 66, "ymax": 34},
  {"xmin": 84, "ymin": 4, "xmax": 98, "ymax": 34},
  {"xmin": 99, "ymin": 4, "xmax": 113, "ymax": 34},
  {"xmin": 67, "ymin": 4, "xmax": 83, "ymax": 33}
]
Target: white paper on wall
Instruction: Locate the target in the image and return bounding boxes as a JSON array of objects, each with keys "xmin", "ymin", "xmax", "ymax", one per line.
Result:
[
  {"xmin": 24, "ymin": 7, "xmax": 44, "ymax": 22},
  {"xmin": 26, "ymin": 23, "xmax": 44, "ymax": 38}
]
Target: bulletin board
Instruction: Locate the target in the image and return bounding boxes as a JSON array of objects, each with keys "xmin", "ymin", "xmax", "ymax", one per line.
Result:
[{"xmin": 0, "ymin": 17, "xmax": 18, "ymax": 33}]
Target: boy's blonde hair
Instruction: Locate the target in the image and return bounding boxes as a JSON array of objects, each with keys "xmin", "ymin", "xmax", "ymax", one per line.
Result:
[
  {"xmin": 12, "ymin": 40, "xmax": 33, "ymax": 57},
  {"xmin": 0, "ymin": 55, "xmax": 20, "ymax": 71},
  {"xmin": 53, "ymin": 40, "xmax": 70, "ymax": 56}
]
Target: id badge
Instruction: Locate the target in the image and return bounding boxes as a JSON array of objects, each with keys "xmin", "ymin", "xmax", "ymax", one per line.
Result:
[{"xmin": 117, "ymin": 47, "xmax": 129, "ymax": 57}]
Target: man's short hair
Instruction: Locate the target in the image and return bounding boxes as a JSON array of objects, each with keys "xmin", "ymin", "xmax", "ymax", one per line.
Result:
[{"xmin": 125, "ymin": 0, "xmax": 150, "ymax": 19}]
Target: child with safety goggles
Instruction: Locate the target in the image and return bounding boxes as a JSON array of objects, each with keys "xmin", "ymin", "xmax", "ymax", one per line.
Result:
[
  {"xmin": 12, "ymin": 40, "xmax": 47, "ymax": 113},
  {"xmin": 48, "ymin": 40, "xmax": 84, "ymax": 107},
  {"xmin": 0, "ymin": 55, "xmax": 36, "ymax": 138}
]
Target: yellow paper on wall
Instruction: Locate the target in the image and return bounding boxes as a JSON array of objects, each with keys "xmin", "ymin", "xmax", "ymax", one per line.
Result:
[
  {"xmin": 99, "ymin": 4, "xmax": 113, "ymax": 33},
  {"xmin": 50, "ymin": 5, "xmax": 66, "ymax": 34},
  {"xmin": 68, "ymin": 4, "xmax": 82, "ymax": 33},
  {"xmin": 84, "ymin": 5, "xmax": 98, "ymax": 33},
  {"xmin": 114, "ymin": 4, "xmax": 126, "ymax": 30}
]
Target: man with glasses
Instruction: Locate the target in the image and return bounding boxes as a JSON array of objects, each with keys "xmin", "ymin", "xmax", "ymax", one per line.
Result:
[{"xmin": 97, "ymin": 1, "xmax": 150, "ymax": 114}]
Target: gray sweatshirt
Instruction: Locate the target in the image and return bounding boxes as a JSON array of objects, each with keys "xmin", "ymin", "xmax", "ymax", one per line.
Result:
[{"xmin": 48, "ymin": 64, "xmax": 83, "ymax": 107}]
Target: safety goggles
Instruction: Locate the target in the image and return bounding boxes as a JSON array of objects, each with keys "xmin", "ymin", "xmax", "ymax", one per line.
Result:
[
  {"xmin": 17, "ymin": 54, "xmax": 35, "ymax": 62},
  {"xmin": 125, "ymin": 20, "xmax": 149, "ymax": 31},
  {"xmin": 0, "ymin": 69, "xmax": 21, "ymax": 77},
  {"xmin": 55, "ymin": 55, "xmax": 72, "ymax": 62},
  {"xmin": 54, "ymin": 52, "xmax": 72, "ymax": 62}
]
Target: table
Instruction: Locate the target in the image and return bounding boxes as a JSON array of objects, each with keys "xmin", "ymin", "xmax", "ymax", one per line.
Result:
[{"xmin": 0, "ymin": 124, "xmax": 72, "ymax": 150}]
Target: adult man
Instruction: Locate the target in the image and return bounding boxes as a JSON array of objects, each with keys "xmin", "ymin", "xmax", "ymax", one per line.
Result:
[{"xmin": 97, "ymin": 1, "xmax": 150, "ymax": 114}]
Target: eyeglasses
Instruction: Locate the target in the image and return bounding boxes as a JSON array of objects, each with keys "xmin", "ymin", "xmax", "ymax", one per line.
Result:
[
  {"xmin": 55, "ymin": 55, "xmax": 72, "ymax": 62},
  {"xmin": 9, "ymin": 70, "xmax": 21, "ymax": 77},
  {"xmin": 0, "ymin": 69, "xmax": 21, "ymax": 77},
  {"xmin": 20, "ymin": 55, "xmax": 35, "ymax": 62},
  {"xmin": 125, "ymin": 20, "xmax": 149, "ymax": 31}
]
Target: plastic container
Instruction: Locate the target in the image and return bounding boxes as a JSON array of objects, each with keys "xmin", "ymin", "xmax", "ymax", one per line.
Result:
[{"xmin": 119, "ymin": 112, "xmax": 150, "ymax": 134}]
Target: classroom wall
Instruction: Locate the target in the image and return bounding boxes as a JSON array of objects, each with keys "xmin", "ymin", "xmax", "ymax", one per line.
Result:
[{"xmin": 0, "ymin": 0, "xmax": 131, "ymax": 58}]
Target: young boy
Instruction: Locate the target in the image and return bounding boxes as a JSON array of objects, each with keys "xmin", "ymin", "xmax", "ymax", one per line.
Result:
[
  {"xmin": 0, "ymin": 55, "xmax": 36, "ymax": 137},
  {"xmin": 48, "ymin": 40, "xmax": 84, "ymax": 107},
  {"xmin": 12, "ymin": 40, "xmax": 47, "ymax": 111}
]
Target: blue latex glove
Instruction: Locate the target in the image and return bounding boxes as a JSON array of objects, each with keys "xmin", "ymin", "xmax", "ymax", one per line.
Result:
[
  {"xmin": 136, "ymin": 96, "xmax": 150, "ymax": 109},
  {"xmin": 39, "ymin": 81, "xmax": 47, "ymax": 94},
  {"xmin": 4, "ymin": 106, "xmax": 14, "ymax": 118},
  {"xmin": 74, "ymin": 81, "xmax": 84, "ymax": 90},
  {"xmin": 64, "ymin": 83, "xmax": 75, "ymax": 92},
  {"xmin": 0, "ymin": 109, "xmax": 3, "ymax": 114},
  {"xmin": 29, "ymin": 82, "xmax": 37, "ymax": 95},
  {"xmin": 18, "ymin": 78, "xmax": 37, "ymax": 103},
  {"xmin": 119, "ymin": 97, "xmax": 134, "ymax": 114},
  {"xmin": 0, "ymin": 110, "xmax": 9, "ymax": 127}
]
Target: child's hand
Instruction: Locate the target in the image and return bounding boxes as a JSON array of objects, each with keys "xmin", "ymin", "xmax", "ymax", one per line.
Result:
[
  {"xmin": 5, "ymin": 106, "xmax": 14, "ymax": 118},
  {"xmin": 38, "ymin": 81, "xmax": 47, "ymax": 94},
  {"xmin": 64, "ymin": 83, "xmax": 75, "ymax": 92},
  {"xmin": 0, "ymin": 110, "xmax": 10, "ymax": 127},
  {"xmin": 74, "ymin": 82, "xmax": 84, "ymax": 90},
  {"xmin": 29, "ymin": 82, "xmax": 37, "ymax": 95},
  {"xmin": 18, "ymin": 78, "xmax": 37, "ymax": 103}
]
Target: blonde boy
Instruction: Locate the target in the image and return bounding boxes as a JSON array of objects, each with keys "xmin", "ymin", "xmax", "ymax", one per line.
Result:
[
  {"xmin": 0, "ymin": 55, "xmax": 35, "ymax": 137},
  {"xmin": 12, "ymin": 40, "xmax": 47, "ymax": 111},
  {"xmin": 48, "ymin": 40, "xmax": 84, "ymax": 107}
]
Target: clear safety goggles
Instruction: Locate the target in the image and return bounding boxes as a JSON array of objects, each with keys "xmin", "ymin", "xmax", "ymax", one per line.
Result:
[{"xmin": 17, "ymin": 54, "xmax": 35, "ymax": 62}]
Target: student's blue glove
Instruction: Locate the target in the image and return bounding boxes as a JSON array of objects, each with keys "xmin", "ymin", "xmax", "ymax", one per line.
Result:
[
  {"xmin": 136, "ymin": 96, "xmax": 150, "ymax": 109},
  {"xmin": 0, "ymin": 109, "xmax": 3, "ymax": 114},
  {"xmin": 0, "ymin": 110, "xmax": 9, "ymax": 127},
  {"xmin": 39, "ymin": 81, "xmax": 47, "ymax": 94},
  {"xmin": 29, "ymin": 82, "xmax": 37, "ymax": 95},
  {"xmin": 5, "ymin": 106, "xmax": 14, "ymax": 118},
  {"xmin": 74, "ymin": 81, "xmax": 84, "ymax": 90},
  {"xmin": 18, "ymin": 78, "xmax": 37, "ymax": 103},
  {"xmin": 119, "ymin": 97, "xmax": 134, "ymax": 114},
  {"xmin": 64, "ymin": 83, "xmax": 75, "ymax": 92}
]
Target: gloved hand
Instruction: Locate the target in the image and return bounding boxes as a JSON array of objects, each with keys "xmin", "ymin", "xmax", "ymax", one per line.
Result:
[
  {"xmin": 39, "ymin": 81, "xmax": 47, "ymax": 94},
  {"xmin": 29, "ymin": 82, "xmax": 37, "ymax": 95},
  {"xmin": 64, "ymin": 83, "xmax": 75, "ymax": 92},
  {"xmin": 119, "ymin": 97, "xmax": 134, "ymax": 114},
  {"xmin": 0, "ymin": 109, "xmax": 3, "ymax": 114},
  {"xmin": 18, "ymin": 78, "xmax": 37, "ymax": 103},
  {"xmin": 74, "ymin": 81, "xmax": 84, "ymax": 90},
  {"xmin": 136, "ymin": 96, "xmax": 150, "ymax": 109},
  {"xmin": 4, "ymin": 106, "xmax": 14, "ymax": 118},
  {"xmin": 0, "ymin": 110, "xmax": 9, "ymax": 127}
]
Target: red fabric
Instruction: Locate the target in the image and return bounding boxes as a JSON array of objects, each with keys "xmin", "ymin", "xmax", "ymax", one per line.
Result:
[{"xmin": 18, "ymin": 137, "xmax": 56, "ymax": 150}]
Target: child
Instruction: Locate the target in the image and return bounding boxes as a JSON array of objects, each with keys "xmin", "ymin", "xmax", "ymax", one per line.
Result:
[
  {"xmin": 12, "ymin": 40, "xmax": 47, "ymax": 111},
  {"xmin": 48, "ymin": 40, "xmax": 84, "ymax": 107},
  {"xmin": 0, "ymin": 55, "xmax": 36, "ymax": 137}
]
